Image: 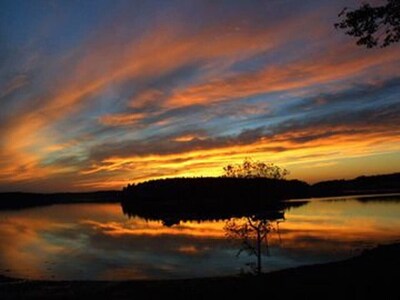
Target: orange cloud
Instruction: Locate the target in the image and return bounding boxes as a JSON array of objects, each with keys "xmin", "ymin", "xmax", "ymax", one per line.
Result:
[
  {"xmin": 173, "ymin": 134, "xmax": 206, "ymax": 142},
  {"xmin": 0, "ymin": 16, "xmax": 278, "ymax": 185},
  {"xmin": 81, "ymin": 219, "xmax": 225, "ymax": 238},
  {"xmin": 1, "ymin": 4, "xmax": 399, "ymax": 191},
  {"xmin": 78, "ymin": 124, "xmax": 400, "ymax": 190},
  {"xmin": 165, "ymin": 46, "xmax": 400, "ymax": 108},
  {"xmin": 99, "ymin": 113, "xmax": 147, "ymax": 126}
]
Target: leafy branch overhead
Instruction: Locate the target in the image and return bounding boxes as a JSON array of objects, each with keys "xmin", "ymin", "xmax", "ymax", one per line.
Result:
[
  {"xmin": 223, "ymin": 158, "xmax": 289, "ymax": 180},
  {"xmin": 335, "ymin": 0, "xmax": 400, "ymax": 48}
]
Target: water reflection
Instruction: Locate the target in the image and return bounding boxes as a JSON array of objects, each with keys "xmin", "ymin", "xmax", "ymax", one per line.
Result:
[
  {"xmin": 224, "ymin": 215, "xmax": 283, "ymax": 275},
  {"xmin": 121, "ymin": 195, "xmax": 301, "ymax": 275},
  {"xmin": 0, "ymin": 194, "xmax": 399, "ymax": 280},
  {"xmin": 121, "ymin": 196, "xmax": 306, "ymax": 227}
]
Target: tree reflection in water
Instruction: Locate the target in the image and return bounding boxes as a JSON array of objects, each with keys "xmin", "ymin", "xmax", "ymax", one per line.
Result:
[
  {"xmin": 121, "ymin": 198, "xmax": 307, "ymax": 275},
  {"xmin": 224, "ymin": 212, "xmax": 284, "ymax": 275}
]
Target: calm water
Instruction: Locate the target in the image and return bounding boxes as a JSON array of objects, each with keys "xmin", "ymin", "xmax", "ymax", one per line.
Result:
[{"xmin": 0, "ymin": 194, "xmax": 399, "ymax": 280}]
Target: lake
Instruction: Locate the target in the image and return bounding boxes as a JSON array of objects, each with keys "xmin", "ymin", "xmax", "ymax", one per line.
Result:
[{"xmin": 0, "ymin": 194, "xmax": 399, "ymax": 280}]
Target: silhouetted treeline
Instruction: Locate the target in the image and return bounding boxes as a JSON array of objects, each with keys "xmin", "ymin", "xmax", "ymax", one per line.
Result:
[
  {"xmin": 3, "ymin": 172, "xmax": 399, "ymax": 211},
  {"xmin": 121, "ymin": 173, "xmax": 400, "ymax": 219},
  {"xmin": 121, "ymin": 177, "xmax": 309, "ymax": 220},
  {"xmin": 0, "ymin": 191, "xmax": 119, "ymax": 210},
  {"xmin": 312, "ymin": 173, "xmax": 400, "ymax": 197},
  {"xmin": 122, "ymin": 177, "xmax": 309, "ymax": 201}
]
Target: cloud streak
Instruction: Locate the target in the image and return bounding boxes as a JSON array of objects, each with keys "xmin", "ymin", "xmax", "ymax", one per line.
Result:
[{"xmin": 0, "ymin": 0, "xmax": 399, "ymax": 191}]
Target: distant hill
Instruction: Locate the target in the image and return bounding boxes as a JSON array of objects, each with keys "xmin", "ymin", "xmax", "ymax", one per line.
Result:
[
  {"xmin": 311, "ymin": 173, "xmax": 400, "ymax": 197},
  {"xmin": 0, "ymin": 191, "xmax": 120, "ymax": 210}
]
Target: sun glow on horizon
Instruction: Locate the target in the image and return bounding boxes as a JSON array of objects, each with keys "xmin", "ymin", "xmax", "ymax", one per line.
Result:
[{"xmin": 0, "ymin": 0, "xmax": 399, "ymax": 192}]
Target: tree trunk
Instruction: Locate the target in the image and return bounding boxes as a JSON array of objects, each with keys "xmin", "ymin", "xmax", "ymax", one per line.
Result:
[{"xmin": 257, "ymin": 230, "xmax": 262, "ymax": 275}]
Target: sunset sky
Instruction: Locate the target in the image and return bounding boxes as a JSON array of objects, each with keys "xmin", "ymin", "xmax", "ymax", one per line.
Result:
[{"xmin": 1, "ymin": 0, "xmax": 399, "ymax": 192}]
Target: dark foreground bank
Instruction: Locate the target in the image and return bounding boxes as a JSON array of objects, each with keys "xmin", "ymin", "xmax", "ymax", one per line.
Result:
[{"xmin": 1, "ymin": 242, "xmax": 399, "ymax": 300}]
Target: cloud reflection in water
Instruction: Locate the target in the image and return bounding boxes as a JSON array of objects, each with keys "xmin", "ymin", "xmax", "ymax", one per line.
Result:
[{"xmin": 0, "ymin": 195, "xmax": 399, "ymax": 280}]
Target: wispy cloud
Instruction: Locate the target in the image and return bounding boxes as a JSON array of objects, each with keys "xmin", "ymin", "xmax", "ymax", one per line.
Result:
[{"xmin": 0, "ymin": 0, "xmax": 399, "ymax": 191}]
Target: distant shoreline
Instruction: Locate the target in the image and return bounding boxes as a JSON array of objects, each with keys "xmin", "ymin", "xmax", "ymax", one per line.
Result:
[
  {"xmin": 0, "ymin": 242, "xmax": 398, "ymax": 299},
  {"xmin": 1, "ymin": 172, "xmax": 399, "ymax": 210},
  {"xmin": 120, "ymin": 173, "xmax": 400, "ymax": 218},
  {"xmin": 0, "ymin": 191, "xmax": 119, "ymax": 210},
  {"xmin": 284, "ymin": 192, "xmax": 400, "ymax": 202}
]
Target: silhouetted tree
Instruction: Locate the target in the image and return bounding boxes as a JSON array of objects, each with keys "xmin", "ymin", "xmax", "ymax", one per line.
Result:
[
  {"xmin": 121, "ymin": 177, "xmax": 311, "ymax": 213},
  {"xmin": 335, "ymin": 0, "xmax": 400, "ymax": 48},
  {"xmin": 224, "ymin": 216, "xmax": 278, "ymax": 275},
  {"xmin": 223, "ymin": 158, "xmax": 289, "ymax": 179}
]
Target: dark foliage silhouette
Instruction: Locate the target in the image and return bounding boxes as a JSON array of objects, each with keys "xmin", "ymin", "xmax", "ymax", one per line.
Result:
[
  {"xmin": 121, "ymin": 173, "xmax": 400, "ymax": 224},
  {"xmin": 122, "ymin": 197, "xmax": 305, "ymax": 228},
  {"xmin": 335, "ymin": 0, "xmax": 400, "ymax": 48},
  {"xmin": 121, "ymin": 177, "xmax": 309, "ymax": 217},
  {"xmin": 122, "ymin": 202, "xmax": 287, "ymax": 227},
  {"xmin": 2, "ymin": 172, "xmax": 398, "ymax": 211},
  {"xmin": 223, "ymin": 158, "xmax": 289, "ymax": 179}
]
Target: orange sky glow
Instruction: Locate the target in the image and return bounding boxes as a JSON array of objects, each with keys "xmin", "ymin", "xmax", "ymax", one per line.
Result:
[{"xmin": 0, "ymin": 0, "xmax": 399, "ymax": 192}]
